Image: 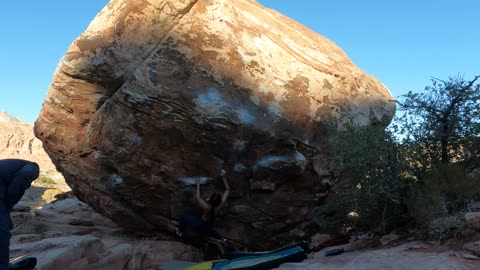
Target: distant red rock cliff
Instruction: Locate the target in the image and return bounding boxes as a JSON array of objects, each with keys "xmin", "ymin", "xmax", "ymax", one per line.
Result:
[{"xmin": 0, "ymin": 110, "xmax": 57, "ymax": 172}]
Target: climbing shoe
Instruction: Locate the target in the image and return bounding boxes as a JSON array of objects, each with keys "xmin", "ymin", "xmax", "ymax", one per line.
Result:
[{"xmin": 175, "ymin": 227, "xmax": 183, "ymax": 238}]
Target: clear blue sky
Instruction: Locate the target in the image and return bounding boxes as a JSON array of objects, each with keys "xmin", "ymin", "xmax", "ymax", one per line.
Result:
[{"xmin": 1, "ymin": 0, "xmax": 478, "ymax": 123}]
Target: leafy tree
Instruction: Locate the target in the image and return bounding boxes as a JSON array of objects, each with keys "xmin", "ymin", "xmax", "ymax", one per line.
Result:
[
  {"xmin": 313, "ymin": 124, "xmax": 410, "ymax": 234},
  {"xmin": 393, "ymin": 75, "xmax": 480, "ymax": 241},
  {"xmin": 396, "ymin": 75, "xmax": 480, "ymax": 165}
]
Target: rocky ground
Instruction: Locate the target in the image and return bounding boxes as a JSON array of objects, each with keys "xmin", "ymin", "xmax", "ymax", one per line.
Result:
[
  {"xmin": 10, "ymin": 180, "xmax": 480, "ymax": 269},
  {"xmin": 280, "ymin": 241, "xmax": 480, "ymax": 270},
  {"xmin": 10, "ymin": 181, "xmax": 201, "ymax": 270}
]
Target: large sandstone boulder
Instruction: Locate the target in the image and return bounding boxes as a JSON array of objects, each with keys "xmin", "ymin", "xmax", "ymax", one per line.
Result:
[{"xmin": 34, "ymin": 0, "xmax": 395, "ymax": 248}]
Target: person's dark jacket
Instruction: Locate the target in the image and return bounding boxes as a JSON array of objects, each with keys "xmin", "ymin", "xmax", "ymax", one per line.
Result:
[{"xmin": 0, "ymin": 159, "xmax": 39, "ymax": 231}]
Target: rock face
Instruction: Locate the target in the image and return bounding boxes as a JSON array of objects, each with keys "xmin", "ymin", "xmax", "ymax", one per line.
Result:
[
  {"xmin": 34, "ymin": 0, "xmax": 395, "ymax": 248},
  {"xmin": 0, "ymin": 111, "xmax": 56, "ymax": 172}
]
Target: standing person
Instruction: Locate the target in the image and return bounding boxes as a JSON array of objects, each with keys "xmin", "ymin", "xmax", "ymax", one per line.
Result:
[
  {"xmin": 0, "ymin": 159, "xmax": 40, "ymax": 270},
  {"xmin": 176, "ymin": 170, "xmax": 230, "ymax": 239}
]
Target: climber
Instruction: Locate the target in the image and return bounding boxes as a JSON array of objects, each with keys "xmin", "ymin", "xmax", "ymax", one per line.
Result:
[
  {"xmin": 0, "ymin": 159, "xmax": 40, "ymax": 270},
  {"xmin": 176, "ymin": 170, "xmax": 230, "ymax": 240}
]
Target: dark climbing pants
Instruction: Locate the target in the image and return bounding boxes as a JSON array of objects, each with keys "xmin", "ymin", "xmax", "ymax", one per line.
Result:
[
  {"xmin": 178, "ymin": 213, "xmax": 209, "ymax": 233},
  {"xmin": 0, "ymin": 229, "xmax": 10, "ymax": 270},
  {"xmin": 0, "ymin": 159, "xmax": 40, "ymax": 270},
  {"xmin": 177, "ymin": 213, "xmax": 223, "ymax": 240}
]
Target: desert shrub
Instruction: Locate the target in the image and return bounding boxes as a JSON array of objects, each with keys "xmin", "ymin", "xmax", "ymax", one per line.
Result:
[
  {"xmin": 424, "ymin": 214, "xmax": 472, "ymax": 243},
  {"xmin": 313, "ymin": 124, "xmax": 411, "ymax": 234},
  {"xmin": 408, "ymin": 163, "xmax": 480, "ymax": 222},
  {"xmin": 35, "ymin": 175, "xmax": 56, "ymax": 186}
]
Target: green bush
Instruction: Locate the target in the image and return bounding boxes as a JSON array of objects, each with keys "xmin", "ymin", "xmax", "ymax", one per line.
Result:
[
  {"xmin": 425, "ymin": 214, "xmax": 472, "ymax": 243},
  {"xmin": 408, "ymin": 164, "xmax": 480, "ymax": 223},
  {"xmin": 313, "ymin": 124, "xmax": 410, "ymax": 234},
  {"xmin": 36, "ymin": 175, "xmax": 56, "ymax": 186}
]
